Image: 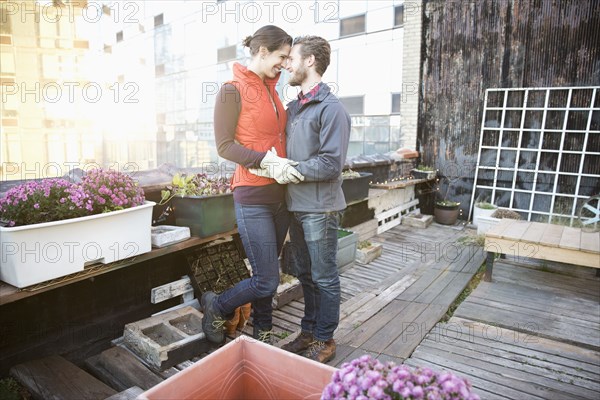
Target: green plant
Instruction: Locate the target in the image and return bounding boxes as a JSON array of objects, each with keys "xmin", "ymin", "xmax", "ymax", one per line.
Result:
[
  {"xmin": 415, "ymin": 164, "xmax": 435, "ymax": 171},
  {"xmin": 436, "ymin": 199, "xmax": 460, "ymax": 207},
  {"xmin": 475, "ymin": 201, "xmax": 497, "ymax": 210},
  {"xmin": 0, "ymin": 377, "xmax": 29, "ymax": 400},
  {"xmin": 159, "ymin": 173, "xmax": 231, "ymax": 205},
  {"xmin": 342, "ymin": 169, "xmax": 361, "ymax": 179},
  {"xmin": 357, "ymin": 240, "xmax": 372, "ymax": 250}
]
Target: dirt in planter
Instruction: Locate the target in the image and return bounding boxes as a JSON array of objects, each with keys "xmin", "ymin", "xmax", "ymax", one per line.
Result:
[{"xmin": 186, "ymin": 240, "xmax": 251, "ymax": 294}]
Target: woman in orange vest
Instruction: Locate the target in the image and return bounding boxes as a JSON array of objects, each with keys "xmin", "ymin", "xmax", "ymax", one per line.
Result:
[{"xmin": 202, "ymin": 25, "xmax": 304, "ymax": 344}]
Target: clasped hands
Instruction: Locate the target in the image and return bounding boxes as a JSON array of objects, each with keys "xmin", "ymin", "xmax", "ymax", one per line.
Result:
[{"xmin": 248, "ymin": 147, "xmax": 305, "ymax": 184}]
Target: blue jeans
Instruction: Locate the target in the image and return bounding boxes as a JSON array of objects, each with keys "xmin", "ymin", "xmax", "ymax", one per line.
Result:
[
  {"xmin": 215, "ymin": 202, "xmax": 290, "ymax": 331},
  {"xmin": 289, "ymin": 211, "xmax": 341, "ymax": 341}
]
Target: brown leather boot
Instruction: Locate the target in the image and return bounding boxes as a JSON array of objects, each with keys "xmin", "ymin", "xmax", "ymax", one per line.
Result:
[
  {"xmin": 304, "ymin": 339, "xmax": 336, "ymax": 364},
  {"xmin": 280, "ymin": 331, "xmax": 314, "ymax": 354}
]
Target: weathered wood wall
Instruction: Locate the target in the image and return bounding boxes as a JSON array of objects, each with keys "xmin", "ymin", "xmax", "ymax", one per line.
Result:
[{"xmin": 418, "ymin": 0, "xmax": 600, "ymax": 214}]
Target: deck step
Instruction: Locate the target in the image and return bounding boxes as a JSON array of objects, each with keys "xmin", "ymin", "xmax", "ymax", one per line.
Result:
[
  {"xmin": 10, "ymin": 355, "xmax": 117, "ymax": 400},
  {"xmin": 85, "ymin": 346, "xmax": 163, "ymax": 392},
  {"xmin": 105, "ymin": 386, "xmax": 145, "ymax": 400}
]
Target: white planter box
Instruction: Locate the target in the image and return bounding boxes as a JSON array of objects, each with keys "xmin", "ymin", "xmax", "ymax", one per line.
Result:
[
  {"xmin": 473, "ymin": 204, "xmax": 498, "ymax": 227},
  {"xmin": 0, "ymin": 201, "xmax": 155, "ymax": 288},
  {"xmin": 476, "ymin": 216, "xmax": 501, "ymax": 235}
]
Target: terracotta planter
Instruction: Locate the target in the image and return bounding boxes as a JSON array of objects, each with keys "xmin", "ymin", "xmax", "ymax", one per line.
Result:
[
  {"xmin": 139, "ymin": 335, "xmax": 337, "ymax": 400},
  {"xmin": 434, "ymin": 202, "xmax": 460, "ymax": 225}
]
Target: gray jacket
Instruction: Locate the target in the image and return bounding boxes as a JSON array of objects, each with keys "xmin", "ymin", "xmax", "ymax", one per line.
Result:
[{"xmin": 285, "ymin": 83, "xmax": 351, "ymax": 212}]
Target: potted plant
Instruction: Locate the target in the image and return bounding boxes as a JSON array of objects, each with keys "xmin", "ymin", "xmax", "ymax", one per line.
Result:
[
  {"xmin": 0, "ymin": 169, "xmax": 154, "ymax": 288},
  {"xmin": 337, "ymin": 228, "xmax": 359, "ymax": 270},
  {"xmin": 433, "ymin": 177, "xmax": 461, "ymax": 225},
  {"xmin": 356, "ymin": 240, "xmax": 383, "ymax": 264},
  {"xmin": 138, "ymin": 335, "xmax": 336, "ymax": 400},
  {"xmin": 341, "ymin": 169, "xmax": 373, "ymax": 203},
  {"xmin": 159, "ymin": 173, "xmax": 235, "ymax": 238},
  {"xmin": 411, "ymin": 164, "xmax": 437, "ymax": 180},
  {"xmin": 477, "ymin": 208, "xmax": 521, "ymax": 235},
  {"xmin": 322, "ymin": 354, "xmax": 480, "ymax": 399},
  {"xmin": 472, "ymin": 201, "xmax": 498, "ymax": 228}
]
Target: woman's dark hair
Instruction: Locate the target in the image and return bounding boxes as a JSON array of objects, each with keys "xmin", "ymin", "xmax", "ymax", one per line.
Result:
[{"xmin": 242, "ymin": 25, "xmax": 292, "ymax": 56}]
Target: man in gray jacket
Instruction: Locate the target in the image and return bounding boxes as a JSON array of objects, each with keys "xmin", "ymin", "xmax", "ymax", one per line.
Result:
[{"xmin": 280, "ymin": 36, "xmax": 351, "ymax": 363}]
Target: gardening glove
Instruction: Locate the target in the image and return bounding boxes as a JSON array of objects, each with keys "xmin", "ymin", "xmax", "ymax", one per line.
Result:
[{"xmin": 249, "ymin": 147, "xmax": 305, "ymax": 184}]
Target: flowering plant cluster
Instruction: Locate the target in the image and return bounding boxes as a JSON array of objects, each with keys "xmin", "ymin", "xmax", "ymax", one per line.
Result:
[
  {"xmin": 321, "ymin": 355, "xmax": 479, "ymax": 400},
  {"xmin": 159, "ymin": 173, "xmax": 231, "ymax": 204},
  {"xmin": 78, "ymin": 169, "xmax": 145, "ymax": 214},
  {"xmin": 0, "ymin": 169, "xmax": 145, "ymax": 227}
]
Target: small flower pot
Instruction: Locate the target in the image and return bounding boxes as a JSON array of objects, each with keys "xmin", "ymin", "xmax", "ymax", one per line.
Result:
[
  {"xmin": 434, "ymin": 202, "xmax": 460, "ymax": 225},
  {"xmin": 356, "ymin": 242, "xmax": 383, "ymax": 264},
  {"xmin": 138, "ymin": 335, "xmax": 336, "ymax": 400},
  {"xmin": 476, "ymin": 216, "xmax": 501, "ymax": 235}
]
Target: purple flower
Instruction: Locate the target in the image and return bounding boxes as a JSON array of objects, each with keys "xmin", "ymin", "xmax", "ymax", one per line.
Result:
[{"xmin": 321, "ymin": 355, "xmax": 478, "ymax": 400}]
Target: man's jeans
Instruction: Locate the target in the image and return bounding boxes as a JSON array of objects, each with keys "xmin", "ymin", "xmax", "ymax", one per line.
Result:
[
  {"xmin": 289, "ymin": 211, "xmax": 341, "ymax": 341},
  {"xmin": 215, "ymin": 202, "xmax": 290, "ymax": 331}
]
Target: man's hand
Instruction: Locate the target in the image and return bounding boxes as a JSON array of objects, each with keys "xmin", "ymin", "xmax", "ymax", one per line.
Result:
[{"xmin": 248, "ymin": 147, "xmax": 305, "ymax": 184}]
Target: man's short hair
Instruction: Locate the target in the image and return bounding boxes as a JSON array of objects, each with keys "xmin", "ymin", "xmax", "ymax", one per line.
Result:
[{"xmin": 292, "ymin": 36, "xmax": 331, "ymax": 76}]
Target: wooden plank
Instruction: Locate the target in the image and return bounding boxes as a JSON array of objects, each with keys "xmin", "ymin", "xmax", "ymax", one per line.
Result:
[
  {"xmin": 150, "ymin": 277, "xmax": 193, "ymax": 304},
  {"xmin": 455, "ymin": 299, "xmax": 600, "ymax": 350},
  {"xmin": 357, "ymin": 301, "xmax": 428, "ymax": 354},
  {"xmin": 427, "ymin": 325, "xmax": 600, "ymax": 384},
  {"xmin": 580, "ymin": 230, "xmax": 600, "ymax": 254},
  {"xmin": 341, "ymin": 300, "xmax": 411, "ymax": 347},
  {"xmin": 405, "ymin": 357, "xmax": 527, "ymax": 400},
  {"xmin": 92, "ymin": 347, "xmax": 163, "ymax": 391},
  {"xmin": 559, "ymin": 226, "xmax": 582, "ymax": 250},
  {"xmin": 539, "ymin": 224, "xmax": 565, "ymax": 247},
  {"xmin": 10, "ymin": 355, "xmax": 117, "ymax": 400},
  {"xmin": 105, "ymin": 387, "xmax": 145, "ymax": 400},
  {"xmin": 485, "ymin": 218, "xmax": 514, "ymax": 238},
  {"xmin": 412, "ymin": 341, "xmax": 599, "ymax": 399},
  {"xmin": 521, "ymin": 221, "xmax": 547, "ymax": 243},
  {"xmin": 500, "ymin": 220, "xmax": 531, "ymax": 241},
  {"xmin": 447, "ymin": 317, "xmax": 600, "ymax": 370}
]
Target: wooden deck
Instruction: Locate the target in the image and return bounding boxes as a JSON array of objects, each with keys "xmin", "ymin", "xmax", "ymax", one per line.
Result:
[
  {"xmin": 405, "ymin": 256, "xmax": 600, "ymax": 399},
  {"xmin": 272, "ymin": 223, "xmax": 600, "ymax": 399},
  {"xmin": 7, "ymin": 222, "xmax": 600, "ymax": 399}
]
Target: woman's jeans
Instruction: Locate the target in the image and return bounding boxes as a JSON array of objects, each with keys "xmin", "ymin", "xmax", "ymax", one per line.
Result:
[
  {"xmin": 288, "ymin": 211, "xmax": 341, "ymax": 341},
  {"xmin": 215, "ymin": 202, "xmax": 289, "ymax": 331}
]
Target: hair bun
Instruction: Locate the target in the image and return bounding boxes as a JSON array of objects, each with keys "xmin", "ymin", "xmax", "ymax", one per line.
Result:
[{"xmin": 242, "ymin": 35, "xmax": 253, "ymax": 47}]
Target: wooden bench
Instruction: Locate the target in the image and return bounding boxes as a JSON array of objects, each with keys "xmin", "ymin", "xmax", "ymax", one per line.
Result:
[{"xmin": 484, "ymin": 219, "xmax": 600, "ymax": 281}]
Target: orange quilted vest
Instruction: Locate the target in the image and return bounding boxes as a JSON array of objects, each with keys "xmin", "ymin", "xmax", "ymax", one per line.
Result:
[{"xmin": 227, "ymin": 63, "xmax": 287, "ymax": 189}]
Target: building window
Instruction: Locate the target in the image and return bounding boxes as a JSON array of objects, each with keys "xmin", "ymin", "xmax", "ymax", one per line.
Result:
[
  {"xmin": 392, "ymin": 93, "xmax": 401, "ymax": 114},
  {"xmin": 217, "ymin": 44, "xmax": 237, "ymax": 63},
  {"xmin": 154, "ymin": 14, "xmax": 164, "ymax": 27},
  {"xmin": 116, "ymin": 31, "xmax": 123, "ymax": 42},
  {"xmin": 155, "ymin": 64, "xmax": 165, "ymax": 77},
  {"xmin": 340, "ymin": 14, "xmax": 365, "ymax": 38},
  {"xmin": 0, "ymin": 7, "xmax": 12, "ymax": 34},
  {"xmin": 340, "ymin": 96, "xmax": 364, "ymax": 115},
  {"xmin": 394, "ymin": 5, "xmax": 404, "ymax": 27},
  {"xmin": 102, "ymin": 5, "xmax": 111, "ymax": 16},
  {"xmin": 104, "ymin": 44, "xmax": 112, "ymax": 53}
]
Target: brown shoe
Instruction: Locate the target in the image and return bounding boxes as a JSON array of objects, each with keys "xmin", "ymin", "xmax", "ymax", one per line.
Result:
[
  {"xmin": 304, "ymin": 339, "xmax": 336, "ymax": 364},
  {"xmin": 280, "ymin": 331, "xmax": 314, "ymax": 354}
]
